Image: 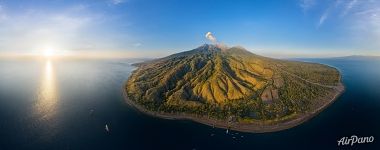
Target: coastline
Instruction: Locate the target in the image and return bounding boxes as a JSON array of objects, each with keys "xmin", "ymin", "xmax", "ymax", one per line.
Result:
[{"xmin": 122, "ymin": 81, "xmax": 345, "ymax": 133}]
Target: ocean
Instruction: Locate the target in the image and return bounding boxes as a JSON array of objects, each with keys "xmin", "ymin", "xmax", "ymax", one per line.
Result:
[{"xmin": 0, "ymin": 57, "xmax": 378, "ymax": 150}]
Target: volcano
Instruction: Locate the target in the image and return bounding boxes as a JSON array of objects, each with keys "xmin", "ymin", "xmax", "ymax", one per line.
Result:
[{"xmin": 124, "ymin": 44, "xmax": 344, "ymax": 132}]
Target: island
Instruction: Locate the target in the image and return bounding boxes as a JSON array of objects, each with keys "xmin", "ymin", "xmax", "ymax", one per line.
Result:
[{"xmin": 123, "ymin": 44, "xmax": 344, "ymax": 133}]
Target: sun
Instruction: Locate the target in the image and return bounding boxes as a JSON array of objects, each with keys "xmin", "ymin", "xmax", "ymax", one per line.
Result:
[
  {"xmin": 43, "ymin": 48, "xmax": 54, "ymax": 57},
  {"xmin": 39, "ymin": 46, "xmax": 69, "ymax": 58}
]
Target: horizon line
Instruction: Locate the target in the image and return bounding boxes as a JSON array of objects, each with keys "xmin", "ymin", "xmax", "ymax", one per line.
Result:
[{"xmin": 0, "ymin": 51, "xmax": 379, "ymax": 60}]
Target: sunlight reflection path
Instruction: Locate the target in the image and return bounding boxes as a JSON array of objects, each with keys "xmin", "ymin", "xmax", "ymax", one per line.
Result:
[{"xmin": 34, "ymin": 59, "xmax": 59, "ymax": 121}]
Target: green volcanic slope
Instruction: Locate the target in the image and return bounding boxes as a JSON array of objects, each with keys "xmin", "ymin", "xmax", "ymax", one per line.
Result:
[{"xmin": 125, "ymin": 44, "xmax": 343, "ymax": 130}]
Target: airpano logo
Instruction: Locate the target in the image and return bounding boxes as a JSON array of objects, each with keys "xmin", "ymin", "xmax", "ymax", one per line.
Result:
[{"xmin": 337, "ymin": 135, "xmax": 374, "ymax": 146}]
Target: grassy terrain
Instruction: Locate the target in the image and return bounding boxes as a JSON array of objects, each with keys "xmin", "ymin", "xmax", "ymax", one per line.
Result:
[{"xmin": 126, "ymin": 44, "xmax": 341, "ymax": 122}]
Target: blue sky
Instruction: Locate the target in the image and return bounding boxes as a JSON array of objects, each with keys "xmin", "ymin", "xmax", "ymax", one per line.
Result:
[{"xmin": 0, "ymin": 0, "xmax": 379, "ymax": 58}]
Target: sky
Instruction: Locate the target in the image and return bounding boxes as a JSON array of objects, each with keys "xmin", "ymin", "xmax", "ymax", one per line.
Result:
[{"xmin": 0, "ymin": 0, "xmax": 379, "ymax": 58}]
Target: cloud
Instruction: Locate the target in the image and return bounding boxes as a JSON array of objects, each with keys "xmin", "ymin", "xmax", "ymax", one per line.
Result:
[
  {"xmin": 298, "ymin": 0, "xmax": 363, "ymax": 28},
  {"xmin": 205, "ymin": 32, "xmax": 217, "ymax": 43},
  {"xmin": 299, "ymin": 0, "xmax": 315, "ymax": 12},
  {"xmin": 111, "ymin": 0, "xmax": 125, "ymax": 5},
  {"xmin": 50, "ymin": 14, "xmax": 91, "ymax": 30},
  {"xmin": 298, "ymin": 0, "xmax": 378, "ymax": 52},
  {"xmin": 0, "ymin": 5, "xmax": 100, "ymax": 52},
  {"xmin": 313, "ymin": 0, "xmax": 379, "ymax": 34},
  {"xmin": 0, "ymin": 5, "xmax": 7, "ymax": 22},
  {"xmin": 343, "ymin": 1, "xmax": 380, "ymax": 51},
  {"xmin": 341, "ymin": 0, "xmax": 358, "ymax": 17},
  {"xmin": 316, "ymin": 0, "xmax": 343, "ymax": 28},
  {"xmin": 353, "ymin": 8, "xmax": 380, "ymax": 36},
  {"xmin": 133, "ymin": 42, "xmax": 141, "ymax": 47},
  {"xmin": 318, "ymin": 10, "xmax": 329, "ymax": 27}
]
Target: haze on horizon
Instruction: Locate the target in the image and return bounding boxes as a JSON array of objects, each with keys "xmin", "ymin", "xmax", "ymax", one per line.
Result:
[{"xmin": 0, "ymin": 0, "xmax": 379, "ymax": 58}]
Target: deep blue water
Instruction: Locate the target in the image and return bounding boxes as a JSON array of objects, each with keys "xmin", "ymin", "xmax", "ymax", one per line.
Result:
[{"xmin": 0, "ymin": 58, "xmax": 379, "ymax": 150}]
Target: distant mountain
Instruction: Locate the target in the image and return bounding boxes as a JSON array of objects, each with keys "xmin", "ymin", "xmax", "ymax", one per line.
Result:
[
  {"xmin": 333, "ymin": 55, "xmax": 380, "ymax": 60},
  {"xmin": 124, "ymin": 44, "xmax": 344, "ymax": 132}
]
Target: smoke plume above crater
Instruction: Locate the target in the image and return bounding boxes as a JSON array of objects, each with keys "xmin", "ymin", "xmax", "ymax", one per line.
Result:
[{"xmin": 205, "ymin": 32, "xmax": 217, "ymax": 43}]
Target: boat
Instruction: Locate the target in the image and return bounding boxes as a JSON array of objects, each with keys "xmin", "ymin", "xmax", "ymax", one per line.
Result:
[{"xmin": 105, "ymin": 124, "xmax": 109, "ymax": 132}]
